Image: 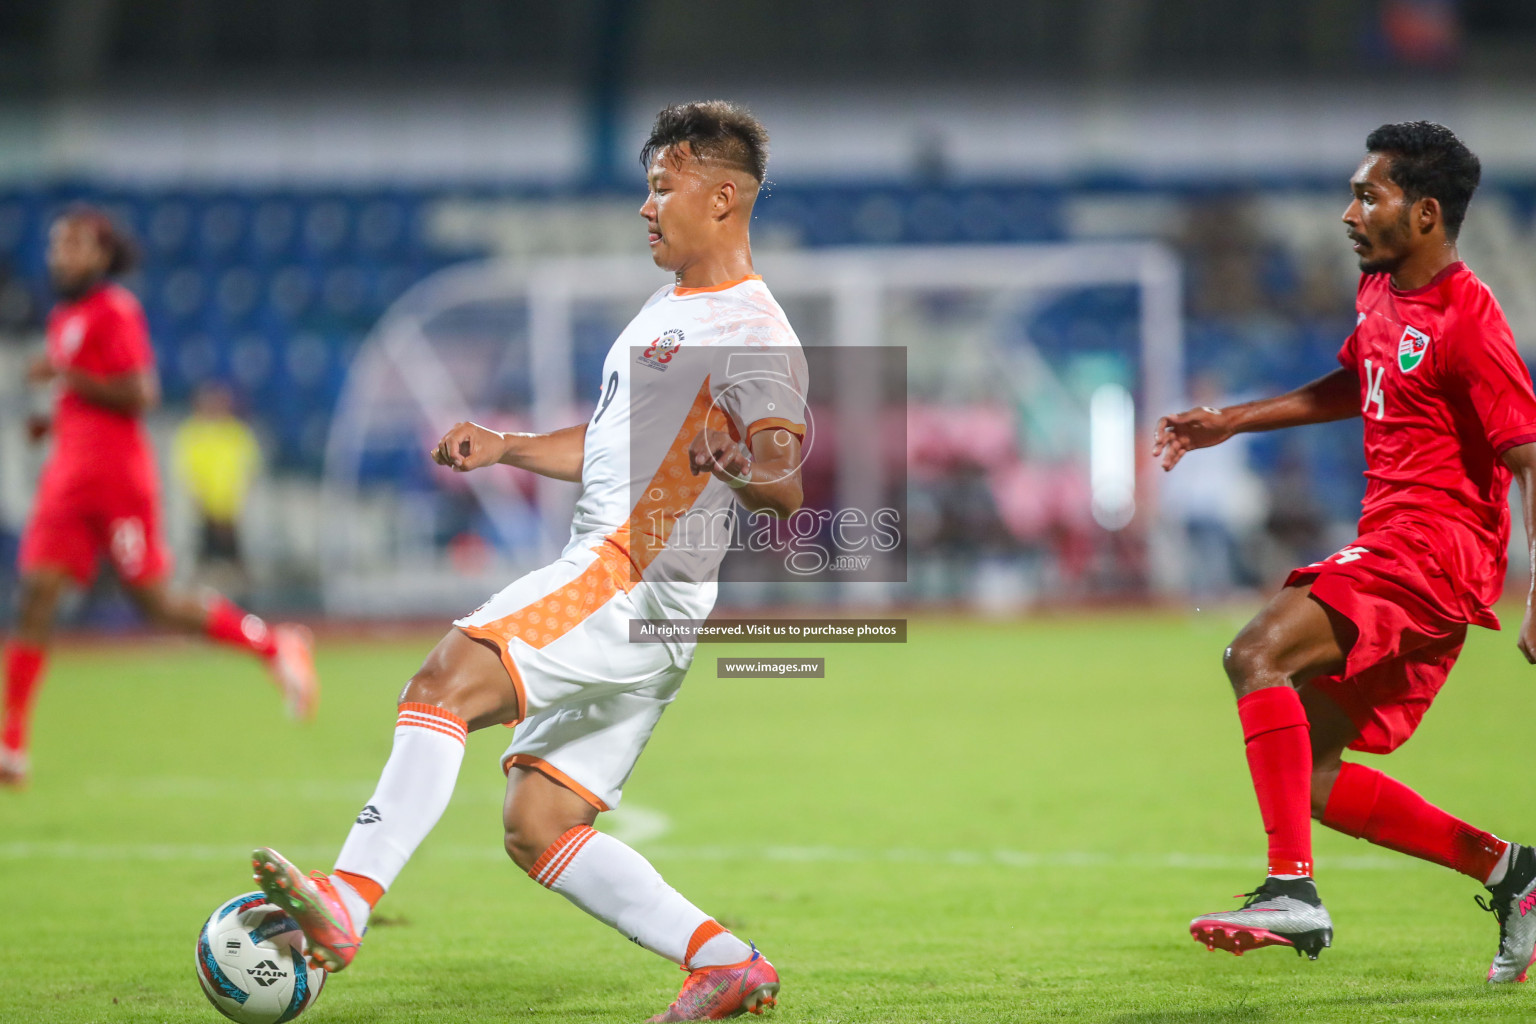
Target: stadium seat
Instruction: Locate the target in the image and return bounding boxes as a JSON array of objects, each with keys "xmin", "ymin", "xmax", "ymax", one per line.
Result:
[{"xmin": 0, "ymin": 178, "xmax": 1421, "ymax": 511}]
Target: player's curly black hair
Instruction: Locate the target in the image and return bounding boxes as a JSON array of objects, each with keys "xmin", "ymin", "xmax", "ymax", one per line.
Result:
[
  {"xmin": 640, "ymin": 101, "xmax": 769, "ymax": 184},
  {"xmin": 1365, "ymin": 121, "xmax": 1481, "ymax": 240},
  {"xmin": 59, "ymin": 203, "xmax": 139, "ymax": 276}
]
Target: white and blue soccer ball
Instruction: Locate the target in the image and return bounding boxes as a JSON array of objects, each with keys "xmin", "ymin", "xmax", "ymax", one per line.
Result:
[{"xmin": 195, "ymin": 891, "xmax": 326, "ymax": 1023}]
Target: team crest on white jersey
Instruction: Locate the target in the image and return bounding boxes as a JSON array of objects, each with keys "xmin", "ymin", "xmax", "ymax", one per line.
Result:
[
  {"xmin": 638, "ymin": 328, "xmax": 684, "ymax": 371},
  {"xmin": 1398, "ymin": 325, "xmax": 1430, "ymax": 373}
]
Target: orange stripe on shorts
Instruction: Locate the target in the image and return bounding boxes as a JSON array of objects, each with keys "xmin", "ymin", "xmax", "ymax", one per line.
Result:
[{"xmin": 470, "ymin": 377, "xmax": 727, "ymax": 653}]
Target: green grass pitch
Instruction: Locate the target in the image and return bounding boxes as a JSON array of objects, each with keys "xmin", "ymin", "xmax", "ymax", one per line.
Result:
[{"xmin": 4, "ymin": 611, "xmax": 1536, "ymax": 1022}]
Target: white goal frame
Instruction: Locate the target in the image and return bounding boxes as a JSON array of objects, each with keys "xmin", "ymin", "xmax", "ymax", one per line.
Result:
[{"xmin": 320, "ymin": 243, "xmax": 1185, "ymax": 616}]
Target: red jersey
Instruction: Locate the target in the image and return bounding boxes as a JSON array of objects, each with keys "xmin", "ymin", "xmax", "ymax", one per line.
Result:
[
  {"xmin": 43, "ymin": 282, "xmax": 156, "ymax": 483},
  {"xmin": 1339, "ymin": 261, "xmax": 1536, "ymax": 627}
]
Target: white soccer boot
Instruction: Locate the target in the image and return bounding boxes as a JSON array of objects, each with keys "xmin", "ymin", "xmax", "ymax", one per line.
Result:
[
  {"xmin": 1481, "ymin": 844, "xmax": 1536, "ymax": 983},
  {"xmin": 1190, "ymin": 875, "xmax": 1333, "ymax": 960}
]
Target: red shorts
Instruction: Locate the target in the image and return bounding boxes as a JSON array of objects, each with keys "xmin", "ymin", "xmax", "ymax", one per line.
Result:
[
  {"xmin": 19, "ymin": 467, "xmax": 171, "ymax": 588},
  {"xmin": 1286, "ymin": 525, "xmax": 1473, "ymax": 755}
]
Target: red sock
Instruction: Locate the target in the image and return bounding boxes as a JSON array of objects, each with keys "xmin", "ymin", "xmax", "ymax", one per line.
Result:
[
  {"xmin": 1322, "ymin": 761, "xmax": 1507, "ymax": 882},
  {"xmin": 2, "ymin": 643, "xmax": 47, "ymax": 754},
  {"xmin": 1237, "ymin": 686, "xmax": 1314, "ymax": 877},
  {"xmin": 204, "ymin": 596, "xmax": 278, "ymax": 659}
]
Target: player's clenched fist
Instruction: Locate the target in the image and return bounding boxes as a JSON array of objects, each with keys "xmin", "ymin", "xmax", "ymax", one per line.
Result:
[
  {"xmin": 1518, "ymin": 607, "xmax": 1536, "ymax": 666},
  {"xmin": 431, "ymin": 421, "xmax": 507, "ymax": 472},
  {"xmin": 689, "ymin": 427, "xmax": 753, "ymax": 489},
  {"xmin": 26, "ymin": 353, "xmax": 58, "ymax": 384},
  {"xmin": 1152, "ymin": 406, "xmax": 1234, "ymax": 471}
]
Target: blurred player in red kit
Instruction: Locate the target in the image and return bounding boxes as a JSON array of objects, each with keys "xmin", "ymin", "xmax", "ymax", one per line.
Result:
[
  {"xmin": 1156, "ymin": 122, "xmax": 1536, "ymax": 981},
  {"xmin": 0, "ymin": 207, "xmax": 318, "ymax": 789}
]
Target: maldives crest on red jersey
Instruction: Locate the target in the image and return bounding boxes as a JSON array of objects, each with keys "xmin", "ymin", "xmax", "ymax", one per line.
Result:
[
  {"xmin": 58, "ymin": 316, "xmax": 86, "ymax": 358},
  {"xmin": 1398, "ymin": 326, "xmax": 1430, "ymax": 373}
]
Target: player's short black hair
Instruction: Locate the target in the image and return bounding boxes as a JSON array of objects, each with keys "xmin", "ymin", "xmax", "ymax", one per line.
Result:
[
  {"xmin": 59, "ymin": 203, "xmax": 139, "ymax": 276},
  {"xmin": 641, "ymin": 101, "xmax": 769, "ymax": 184},
  {"xmin": 1365, "ymin": 121, "xmax": 1481, "ymax": 239}
]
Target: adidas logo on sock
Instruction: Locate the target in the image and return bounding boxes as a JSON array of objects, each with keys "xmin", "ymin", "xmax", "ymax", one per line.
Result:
[{"xmin": 355, "ymin": 804, "xmax": 382, "ymax": 825}]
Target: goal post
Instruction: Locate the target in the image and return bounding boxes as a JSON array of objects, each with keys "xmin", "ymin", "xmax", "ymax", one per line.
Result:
[{"xmin": 320, "ymin": 243, "xmax": 1185, "ymax": 617}]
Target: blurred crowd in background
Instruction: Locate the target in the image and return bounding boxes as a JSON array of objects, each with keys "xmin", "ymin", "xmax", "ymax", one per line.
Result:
[{"xmin": 2, "ymin": 0, "xmax": 1535, "ymax": 620}]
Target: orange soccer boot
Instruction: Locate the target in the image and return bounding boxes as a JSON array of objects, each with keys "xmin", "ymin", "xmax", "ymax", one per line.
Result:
[
  {"xmin": 0, "ymin": 747, "xmax": 28, "ymax": 790},
  {"xmin": 267, "ymin": 625, "xmax": 319, "ymax": 721},
  {"xmin": 251, "ymin": 847, "xmax": 361, "ymax": 971},
  {"xmin": 647, "ymin": 945, "xmax": 779, "ymax": 1022}
]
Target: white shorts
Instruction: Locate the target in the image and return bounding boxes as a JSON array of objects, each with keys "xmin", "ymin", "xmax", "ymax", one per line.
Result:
[{"xmin": 454, "ymin": 541, "xmax": 692, "ymax": 811}]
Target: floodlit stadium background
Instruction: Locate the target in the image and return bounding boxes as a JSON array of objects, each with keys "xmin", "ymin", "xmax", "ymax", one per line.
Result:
[{"xmin": 2, "ymin": 0, "xmax": 1536, "ymax": 623}]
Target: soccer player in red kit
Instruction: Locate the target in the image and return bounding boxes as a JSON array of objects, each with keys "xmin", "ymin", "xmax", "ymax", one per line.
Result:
[
  {"xmin": 0, "ymin": 207, "xmax": 318, "ymax": 789},
  {"xmin": 1155, "ymin": 122, "xmax": 1536, "ymax": 981}
]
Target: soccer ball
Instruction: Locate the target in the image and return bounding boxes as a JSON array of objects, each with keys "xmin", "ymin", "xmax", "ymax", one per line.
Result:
[{"xmin": 195, "ymin": 892, "xmax": 326, "ymax": 1023}]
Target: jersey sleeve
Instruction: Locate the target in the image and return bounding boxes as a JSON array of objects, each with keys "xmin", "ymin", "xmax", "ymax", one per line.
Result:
[
  {"xmin": 1338, "ymin": 279, "xmax": 1369, "ymax": 373},
  {"xmin": 1337, "ymin": 326, "xmax": 1360, "ymax": 374},
  {"xmin": 84, "ymin": 298, "xmax": 154, "ymax": 376},
  {"xmin": 1444, "ymin": 311, "xmax": 1536, "ymax": 455},
  {"xmin": 710, "ymin": 340, "xmax": 808, "ymax": 443}
]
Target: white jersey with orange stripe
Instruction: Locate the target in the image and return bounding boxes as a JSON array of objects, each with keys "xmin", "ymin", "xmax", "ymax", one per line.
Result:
[{"xmin": 565, "ymin": 274, "xmax": 807, "ymax": 618}]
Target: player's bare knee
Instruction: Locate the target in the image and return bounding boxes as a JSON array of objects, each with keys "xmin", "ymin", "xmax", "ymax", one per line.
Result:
[
  {"xmin": 503, "ymin": 794, "xmax": 593, "ymax": 873},
  {"xmin": 1222, "ymin": 638, "xmax": 1272, "ymax": 695},
  {"xmin": 15, "ymin": 576, "xmax": 64, "ymax": 641},
  {"xmin": 502, "ymin": 809, "xmax": 569, "ymax": 872},
  {"xmin": 118, "ymin": 581, "xmax": 170, "ymax": 627},
  {"xmin": 398, "ymin": 651, "xmax": 478, "ymax": 716},
  {"xmin": 398, "ymin": 631, "xmax": 510, "ymax": 727},
  {"xmin": 399, "ymin": 664, "xmax": 452, "ymax": 707},
  {"xmin": 17, "ymin": 582, "xmax": 51, "ymax": 624},
  {"xmin": 20, "ymin": 572, "xmax": 64, "ymax": 611},
  {"xmin": 502, "ymin": 820, "xmax": 542, "ymax": 872},
  {"xmin": 1308, "ymin": 752, "xmax": 1345, "ymax": 819},
  {"xmin": 1309, "ymin": 768, "xmax": 1338, "ymax": 820}
]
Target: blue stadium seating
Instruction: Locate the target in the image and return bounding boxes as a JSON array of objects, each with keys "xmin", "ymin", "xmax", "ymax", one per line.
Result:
[{"xmin": 0, "ymin": 179, "xmax": 1377, "ymax": 517}]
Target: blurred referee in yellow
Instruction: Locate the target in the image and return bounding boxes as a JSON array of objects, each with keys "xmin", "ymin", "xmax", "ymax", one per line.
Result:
[{"xmin": 172, "ymin": 382, "xmax": 261, "ymax": 595}]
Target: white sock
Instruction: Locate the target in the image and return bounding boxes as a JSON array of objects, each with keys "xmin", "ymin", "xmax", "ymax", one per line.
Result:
[
  {"xmin": 330, "ymin": 876, "xmax": 374, "ymax": 933},
  {"xmin": 1486, "ymin": 844, "xmax": 1514, "ymax": 888},
  {"xmin": 532, "ymin": 825, "xmax": 752, "ymax": 968},
  {"xmin": 333, "ymin": 702, "xmax": 468, "ymax": 925}
]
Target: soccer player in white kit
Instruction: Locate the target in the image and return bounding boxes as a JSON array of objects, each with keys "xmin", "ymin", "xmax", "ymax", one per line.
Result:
[{"xmin": 251, "ymin": 102, "xmax": 806, "ymax": 1022}]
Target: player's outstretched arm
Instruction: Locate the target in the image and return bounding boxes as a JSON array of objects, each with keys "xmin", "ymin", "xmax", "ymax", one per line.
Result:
[
  {"xmin": 1502, "ymin": 441, "xmax": 1536, "ymax": 665},
  {"xmin": 26, "ymin": 353, "xmax": 55, "ymax": 384},
  {"xmin": 689, "ymin": 426, "xmax": 803, "ymax": 518},
  {"xmin": 1154, "ymin": 368, "xmax": 1359, "ymax": 471},
  {"xmin": 431, "ymin": 421, "xmax": 586, "ymax": 481},
  {"xmin": 60, "ymin": 367, "xmax": 160, "ymax": 416}
]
